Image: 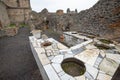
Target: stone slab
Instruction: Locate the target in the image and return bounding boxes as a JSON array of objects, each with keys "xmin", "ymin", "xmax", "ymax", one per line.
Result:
[
  {"xmin": 44, "ymin": 64, "xmax": 60, "ymax": 80},
  {"xmin": 51, "ymin": 55, "xmax": 64, "ymax": 63},
  {"xmin": 97, "ymin": 72, "xmax": 112, "ymax": 80},
  {"xmin": 64, "ymin": 53, "xmax": 74, "ymax": 59},
  {"xmin": 99, "ymin": 58, "xmax": 119, "ymax": 76},
  {"xmin": 75, "ymin": 49, "xmax": 99, "ymax": 66},
  {"xmin": 60, "ymin": 73, "xmax": 75, "ymax": 80},
  {"xmin": 85, "ymin": 63, "xmax": 98, "ymax": 79},
  {"xmin": 85, "ymin": 44, "xmax": 97, "ymax": 49},
  {"xmin": 52, "ymin": 63, "xmax": 63, "ymax": 73},
  {"xmin": 106, "ymin": 54, "xmax": 120, "ymax": 64},
  {"xmin": 75, "ymin": 75, "xmax": 86, "ymax": 80},
  {"xmin": 35, "ymin": 48, "xmax": 50, "ymax": 66}
]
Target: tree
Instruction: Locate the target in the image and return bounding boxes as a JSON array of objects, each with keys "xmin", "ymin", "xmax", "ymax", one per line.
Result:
[
  {"xmin": 75, "ymin": 9, "xmax": 78, "ymax": 13},
  {"xmin": 67, "ymin": 8, "xmax": 70, "ymax": 13}
]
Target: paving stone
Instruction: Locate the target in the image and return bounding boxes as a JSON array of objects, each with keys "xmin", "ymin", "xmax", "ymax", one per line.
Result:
[
  {"xmin": 97, "ymin": 72, "xmax": 112, "ymax": 80},
  {"xmin": 45, "ymin": 46, "xmax": 53, "ymax": 50},
  {"xmin": 37, "ymin": 39, "xmax": 44, "ymax": 43},
  {"xmin": 60, "ymin": 49, "xmax": 71, "ymax": 55},
  {"xmin": 52, "ymin": 50, "xmax": 60, "ymax": 56},
  {"xmin": 94, "ymin": 54, "xmax": 103, "ymax": 68},
  {"xmin": 35, "ymin": 48, "xmax": 50, "ymax": 66},
  {"xmin": 44, "ymin": 64, "xmax": 60, "ymax": 80},
  {"xmin": 106, "ymin": 54, "xmax": 120, "ymax": 64},
  {"xmin": 99, "ymin": 50, "xmax": 106, "ymax": 58},
  {"xmin": 85, "ymin": 71, "xmax": 94, "ymax": 80},
  {"xmin": 52, "ymin": 63, "xmax": 63, "ymax": 73},
  {"xmin": 64, "ymin": 53, "xmax": 74, "ymax": 59},
  {"xmin": 46, "ymin": 50, "xmax": 52, "ymax": 57},
  {"xmin": 85, "ymin": 63, "xmax": 98, "ymax": 79},
  {"xmin": 35, "ymin": 47, "xmax": 45, "ymax": 54},
  {"xmin": 29, "ymin": 36, "xmax": 36, "ymax": 42},
  {"xmin": 85, "ymin": 44, "xmax": 97, "ymax": 49},
  {"xmin": 105, "ymin": 50, "xmax": 115, "ymax": 54},
  {"xmin": 115, "ymin": 44, "xmax": 120, "ymax": 52},
  {"xmin": 32, "ymin": 42, "xmax": 39, "ymax": 47},
  {"xmin": 99, "ymin": 58, "xmax": 119, "ymax": 76},
  {"xmin": 81, "ymin": 40, "xmax": 93, "ymax": 46},
  {"xmin": 48, "ymin": 56, "xmax": 55, "ymax": 61},
  {"xmin": 58, "ymin": 71, "xmax": 65, "ymax": 77},
  {"xmin": 75, "ymin": 75, "xmax": 86, "ymax": 80},
  {"xmin": 51, "ymin": 55, "xmax": 64, "ymax": 63},
  {"xmin": 71, "ymin": 46, "xmax": 85, "ymax": 55},
  {"xmin": 75, "ymin": 49, "xmax": 99, "ymax": 66},
  {"xmin": 60, "ymin": 74, "xmax": 75, "ymax": 80}
]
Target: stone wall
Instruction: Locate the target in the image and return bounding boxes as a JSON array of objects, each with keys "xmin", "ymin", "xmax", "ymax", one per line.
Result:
[
  {"xmin": 19, "ymin": 0, "xmax": 30, "ymax": 8},
  {"xmin": 7, "ymin": 9, "xmax": 24, "ymax": 23},
  {"xmin": 1, "ymin": 0, "xmax": 18, "ymax": 7},
  {"xmin": 32, "ymin": 0, "xmax": 120, "ymax": 42},
  {"xmin": 33, "ymin": 10, "xmax": 78, "ymax": 32},
  {"xmin": 47, "ymin": 13, "xmax": 75, "ymax": 31},
  {"xmin": 7, "ymin": 8, "xmax": 31, "ymax": 23},
  {"xmin": 0, "ymin": 1, "xmax": 10, "ymax": 29},
  {"xmin": 2, "ymin": 0, "xmax": 31, "ymax": 24},
  {"xmin": 24, "ymin": 9, "xmax": 31, "ymax": 23},
  {"xmin": 2, "ymin": 0, "xmax": 30, "ymax": 8},
  {"xmin": 76, "ymin": 0, "xmax": 120, "ymax": 40},
  {"xmin": 0, "ymin": 0, "xmax": 31, "ymax": 37}
]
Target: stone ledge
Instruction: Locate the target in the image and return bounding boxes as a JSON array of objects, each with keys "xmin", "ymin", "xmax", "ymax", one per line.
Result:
[
  {"xmin": 4, "ymin": 27, "xmax": 18, "ymax": 36},
  {"xmin": 29, "ymin": 32, "xmax": 120, "ymax": 80}
]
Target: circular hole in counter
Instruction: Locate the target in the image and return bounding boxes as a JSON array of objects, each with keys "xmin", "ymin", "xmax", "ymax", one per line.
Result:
[{"xmin": 61, "ymin": 58, "xmax": 86, "ymax": 77}]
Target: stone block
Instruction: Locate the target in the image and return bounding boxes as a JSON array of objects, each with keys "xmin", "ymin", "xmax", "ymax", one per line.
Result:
[{"xmin": 5, "ymin": 27, "xmax": 18, "ymax": 36}]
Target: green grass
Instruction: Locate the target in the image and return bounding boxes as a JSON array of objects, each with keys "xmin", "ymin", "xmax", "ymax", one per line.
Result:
[
  {"xmin": 99, "ymin": 39, "xmax": 113, "ymax": 44},
  {"xmin": 7, "ymin": 24, "xmax": 16, "ymax": 28},
  {"xmin": 87, "ymin": 35, "xmax": 95, "ymax": 39},
  {"xmin": 20, "ymin": 23, "xmax": 28, "ymax": 28},
  {"xmin": 94, "ymin": 44, "xmax": 111, "ymax": 50}
]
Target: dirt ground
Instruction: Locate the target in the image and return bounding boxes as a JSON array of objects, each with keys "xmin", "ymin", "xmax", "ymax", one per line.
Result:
[{"xmin": 0, "ymin": 27, "xmax": 42, "ymax": 80}]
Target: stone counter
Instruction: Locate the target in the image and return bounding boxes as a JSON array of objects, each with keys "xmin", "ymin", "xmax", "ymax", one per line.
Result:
[{"xmin": 29, "ymin": 35, "xmax": 120, "ymax": 80}]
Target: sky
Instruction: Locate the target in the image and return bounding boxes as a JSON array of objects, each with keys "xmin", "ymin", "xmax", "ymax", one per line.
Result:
[{"xmin": 30, "ymin": 0, "xmax": 99, "ymax": 13}]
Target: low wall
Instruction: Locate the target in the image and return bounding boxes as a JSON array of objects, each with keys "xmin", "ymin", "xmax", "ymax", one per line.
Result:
[{"xmin": 29, "ymin": 38, "xmax": 49, "ymax": 80}]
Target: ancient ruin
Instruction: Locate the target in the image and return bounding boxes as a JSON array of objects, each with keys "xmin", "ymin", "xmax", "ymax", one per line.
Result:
[
  {"xmin": 0, "ymin": 0, "xmax": 120, "ymax": 80},
  {"xmin": 31, "ymin": 0, "xmax": 120, "ymax": 42},
  {"xmin": 29, "ymin": 31, "xmax": 120, "ymax": 80},
  {"xmin": 0, "ymin": 0, "xmax": 31, "ymax": 36}
]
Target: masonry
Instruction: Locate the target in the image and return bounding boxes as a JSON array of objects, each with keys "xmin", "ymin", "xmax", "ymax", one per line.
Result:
[
  {"xmin": 0, "ymin": 0, "xmax": 31, "ymax": 29},
  {"xmin": 32, "ymin": 0, "xmax": 120, "ymax": 42},
  {"xmin": 0, "ymin": 0, "xmax": 31, "ymax": 37},
  {"xmin": 0, "ymin": 1, "xmax": 10, "ymax": 29},
  {"xmin": 2, "ymin": 0, "xmax": 31, "ymax": 24}
]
